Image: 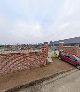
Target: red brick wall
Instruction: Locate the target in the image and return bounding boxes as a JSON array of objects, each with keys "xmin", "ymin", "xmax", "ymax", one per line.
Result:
[
  {"xmin": 59, "ymin": 42, "xmax": 80, "ymax": 56},
  {"xmin": 63, "ymin": 46, "xmax": 77, "ymax": 55},
  {"xmin": 0, "ymin": 42, "xmax": 48, "ymax": 74}
]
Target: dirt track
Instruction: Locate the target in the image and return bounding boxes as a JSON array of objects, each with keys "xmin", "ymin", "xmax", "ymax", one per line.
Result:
[{"xmin": 0, "ymin": 58, "xmax": 75, "ymax": 91}]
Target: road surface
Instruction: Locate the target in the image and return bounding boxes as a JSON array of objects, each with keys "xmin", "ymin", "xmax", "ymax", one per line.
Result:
[{"xmin": 41, "ymin": 69, "xmax": 80, "ymax": 92}]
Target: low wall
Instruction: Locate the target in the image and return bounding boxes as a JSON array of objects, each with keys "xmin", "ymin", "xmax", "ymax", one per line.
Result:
[
  {"xmin": 59, "ymin": 42, "xmax": 80, "ymax": 56},
  {"xmin": 63, "ymin": 46, "xmax": 77, "ymax": 55},
  {"xmin": 0, "ymin": 42, "xmax": 48, "ymax": 74}
]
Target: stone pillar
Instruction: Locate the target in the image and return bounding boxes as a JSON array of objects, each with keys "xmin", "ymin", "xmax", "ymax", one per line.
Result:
[
  {"xmin": 59, "ymin": 42, "xmax": 64, "ymax": 51},
  {"xmin": 43, "ymin": 42, "xmax": 48, "ymax": 57},
  {"xmin": 40, "ymin": 42, "xmax": 48, "ymax": 66},
  {"xmin": 74, "ymin": 44, "xmax": 79, "ymax": 56}
]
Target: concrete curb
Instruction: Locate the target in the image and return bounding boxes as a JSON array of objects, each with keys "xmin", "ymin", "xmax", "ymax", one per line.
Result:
[{"xmin": 4, "ymin": 68, "xmax": 78, "ymax": 92}]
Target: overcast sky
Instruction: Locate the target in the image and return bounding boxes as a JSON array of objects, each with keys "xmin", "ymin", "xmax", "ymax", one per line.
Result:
[{"xmin": 0, "ymin": 0, "xmax": 80, "ymax": 44}]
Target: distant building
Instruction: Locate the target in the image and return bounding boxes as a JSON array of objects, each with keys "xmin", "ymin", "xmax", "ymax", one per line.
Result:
[{"xmin": 53, "ymin": 37, "xmax": 80, "ymax": 46}]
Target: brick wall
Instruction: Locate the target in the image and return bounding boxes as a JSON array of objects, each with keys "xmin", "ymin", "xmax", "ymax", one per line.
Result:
[
  {"xmin": 59, "ymin": 42, "xmax": 80, "ymax": 56},
  {"xmin": 0, "ymin": 42, "xmax": 48, "ymax": 74}
]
